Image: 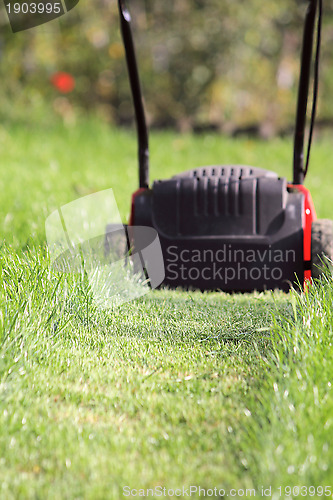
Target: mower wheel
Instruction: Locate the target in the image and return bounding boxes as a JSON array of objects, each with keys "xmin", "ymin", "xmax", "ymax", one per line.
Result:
[{"xmin": 311, "ymin": 219, "xmax": 333, "ymax": 279}]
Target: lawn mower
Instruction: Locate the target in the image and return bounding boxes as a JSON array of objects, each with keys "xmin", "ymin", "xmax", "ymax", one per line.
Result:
[{"xmin": 112, "ymin": 0, "xmax": 332, "ymax": 293}]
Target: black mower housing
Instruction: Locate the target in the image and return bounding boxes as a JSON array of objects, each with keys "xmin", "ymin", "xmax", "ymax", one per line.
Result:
[{"xmin": 131, "ymin": 165, "xmax": 304, "ymax": 292}]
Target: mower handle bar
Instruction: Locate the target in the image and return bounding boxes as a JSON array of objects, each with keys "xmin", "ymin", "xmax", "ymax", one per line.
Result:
[
  {"xmin": 293, "ymin": 0, "xmax": 321, "ymax": 185},
  {"xmin": 117, "ymin": 0, "xmax": 320, "ymax": 189},
  {"xmin": 118, "ymin": 0, "xmax": 149, "ymax": 189}
]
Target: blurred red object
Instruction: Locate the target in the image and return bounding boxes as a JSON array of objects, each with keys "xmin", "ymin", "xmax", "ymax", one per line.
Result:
[{"xmin": 51, "ymin": 72, "xmax": 75, "ymax": 93}]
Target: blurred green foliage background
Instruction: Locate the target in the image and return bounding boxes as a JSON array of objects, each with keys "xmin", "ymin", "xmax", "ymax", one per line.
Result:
[{"xmin": 0, "ymin": 0, "xmax": 333, "ymax": 135}]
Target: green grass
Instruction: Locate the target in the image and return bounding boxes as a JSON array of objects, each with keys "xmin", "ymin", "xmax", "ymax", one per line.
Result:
[{"xmin": 0, "ymin": 118, "xmax": 332, "ymax": 499}]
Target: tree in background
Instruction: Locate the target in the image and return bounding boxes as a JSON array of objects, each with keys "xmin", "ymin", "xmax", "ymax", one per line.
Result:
[{"xmin": 0, "ymin": 0, "xmax": 332, "ymax": 135}]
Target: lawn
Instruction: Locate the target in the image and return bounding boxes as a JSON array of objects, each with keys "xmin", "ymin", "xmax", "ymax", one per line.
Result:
[{"xmin": 0, "ymin": 117, "xmax": 332, "ymax": 499}]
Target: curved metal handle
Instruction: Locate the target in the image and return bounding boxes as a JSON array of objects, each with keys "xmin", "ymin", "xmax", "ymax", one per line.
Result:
[
  {"xmin": 293, "ymin": 0, "xmax": 322, "ymax": 185},
  {"xmin": 118, "ymin": 0, "xmax": 149, "ymax": 189}
]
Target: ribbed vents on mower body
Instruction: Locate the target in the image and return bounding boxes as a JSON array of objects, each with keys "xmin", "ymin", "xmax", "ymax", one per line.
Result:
[
  {"xmin": 152, "ymin": 165, "xmax": 286, "ymax": 238},
  {"xmin": 174, "ymin": 165, "xmax": 277, "ymax": 180}
]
